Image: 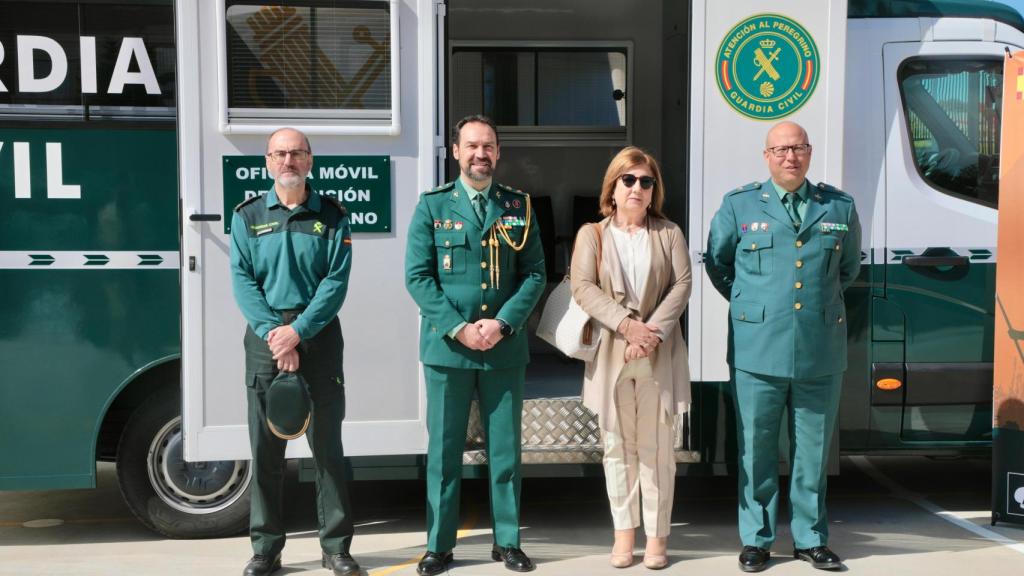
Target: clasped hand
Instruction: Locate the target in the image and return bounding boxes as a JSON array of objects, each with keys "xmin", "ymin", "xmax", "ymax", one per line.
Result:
[
  {"xmin": 619, "ymin": 317, "xmax": 661, "ymax": 354},
  {"xmin": 456, "ymin": 319, "xmax": 504, "ymax": 351},
  {"xmin": 267, "ymin": 325, "xmax": 301, "ymax": 372}
]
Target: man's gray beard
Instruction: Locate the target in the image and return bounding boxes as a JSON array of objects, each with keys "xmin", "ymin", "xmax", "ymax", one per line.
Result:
[{"xmin": 276, "ymin": 173, "xmax": 305, "ymax": 189}]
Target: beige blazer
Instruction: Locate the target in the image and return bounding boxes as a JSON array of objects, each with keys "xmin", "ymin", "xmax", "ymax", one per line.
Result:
[{"xmin": 570, "ymin": 216, "xmax": 692, "ymax": 432}]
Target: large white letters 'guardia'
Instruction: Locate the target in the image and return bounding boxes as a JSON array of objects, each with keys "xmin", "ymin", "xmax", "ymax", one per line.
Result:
[{"xmin": 0, "ymin": 35, "xmax": 160, "ymax": 95}]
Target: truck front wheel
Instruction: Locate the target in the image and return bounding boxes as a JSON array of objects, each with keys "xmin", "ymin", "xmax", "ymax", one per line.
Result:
[{"xmin": 116, "ymin": 386, "xmax": 252, "ymax": 538}]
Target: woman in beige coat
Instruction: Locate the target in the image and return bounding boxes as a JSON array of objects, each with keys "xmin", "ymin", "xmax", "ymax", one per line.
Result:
[{"xmin": 570, "ymin": 147, "xmax": 692, "ymax": 570}]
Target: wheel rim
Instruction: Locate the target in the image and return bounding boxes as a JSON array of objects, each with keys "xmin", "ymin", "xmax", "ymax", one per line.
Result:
[{"xmin": 146, "ymin": 416, "xmax": 251, "ymax": 514}]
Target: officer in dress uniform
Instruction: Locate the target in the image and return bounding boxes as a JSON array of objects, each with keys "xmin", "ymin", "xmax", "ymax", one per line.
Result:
[
  {"xmin": 230, "ymin": 128, "xmax": 360, "ymax": 576},
  {"xmin": 404, "ymin": 115, "xmax": 546, "ymax": 575},
  {"xmin": 705, "ymin": 121, "xmax": 861, "ymax": 573}
]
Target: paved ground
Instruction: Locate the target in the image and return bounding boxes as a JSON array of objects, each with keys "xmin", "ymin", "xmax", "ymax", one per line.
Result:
[{"xmin": 2, "ymin": 456, "xmax": 1023, "ymax": 575}]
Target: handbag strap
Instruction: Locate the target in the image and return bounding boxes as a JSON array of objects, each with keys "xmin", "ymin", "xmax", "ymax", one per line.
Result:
[{"xmin": 590, "ymin": 222, "xmax": 603, "ymax": 287}]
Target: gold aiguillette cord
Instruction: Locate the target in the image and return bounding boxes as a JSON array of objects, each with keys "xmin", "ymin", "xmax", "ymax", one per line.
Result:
[{"xmin": 486, "ymin": 195, "xmax": 532, "ymax": 291}]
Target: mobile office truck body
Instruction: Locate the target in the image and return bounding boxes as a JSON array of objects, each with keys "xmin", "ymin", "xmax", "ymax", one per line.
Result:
[{"xmin": 1, "ymin": 0, "xmax": 1017, "ymax": 537}]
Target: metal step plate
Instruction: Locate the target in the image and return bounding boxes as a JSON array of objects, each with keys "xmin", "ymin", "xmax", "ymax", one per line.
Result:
[{"xmin": 462, "ymin": 396, "xmax": 700, "ymax": 465}]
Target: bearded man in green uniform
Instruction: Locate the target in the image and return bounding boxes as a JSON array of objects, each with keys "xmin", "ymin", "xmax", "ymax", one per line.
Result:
[
  {"xmin": 705, "ymin": 121, "xmax": 861, "ymax": 573},
  {"xmin": 231, "ymin": 127, "xmax": 359, "ymax": 576},
  {"xmin": 405, "ymin": 115, "xmax": 546, "ymax": 575}
]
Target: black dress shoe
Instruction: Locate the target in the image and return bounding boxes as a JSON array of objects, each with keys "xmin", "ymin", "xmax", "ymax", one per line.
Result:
[
  {"xmin": 738, "ymin": 546, "xmax": 770, "ymax": 573},
  {"xmin": 794, "ymin": 546, "xmax": 842, "ymax": 570},
  {"xmin": 242, "ymin": 554, "xmax": 281, "ymax": 576},
  {"xmin": 323, "ymin": 551, "xmax": 361, "ymax": 576},
  {"xmin": 416, "ymin": 551, "xmax": 453, "ymax": 576},
  {"xmin": 491, "ymin": 545, "xmax": 536, "ymax": 572}
]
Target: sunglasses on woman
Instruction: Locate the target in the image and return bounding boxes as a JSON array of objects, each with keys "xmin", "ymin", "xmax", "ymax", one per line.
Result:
[{"xmin": 619, "ymin": 174, "xmax": 656, "ymax": 190}]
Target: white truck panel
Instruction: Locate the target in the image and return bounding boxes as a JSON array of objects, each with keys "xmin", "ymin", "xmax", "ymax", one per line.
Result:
[
  {"xmin": 693, "ymin": 0, "xmax": 847, "ymax": 382},
  {"xmin": 181, "ymin": 0, "xmax": 435, "ymax": 461}
]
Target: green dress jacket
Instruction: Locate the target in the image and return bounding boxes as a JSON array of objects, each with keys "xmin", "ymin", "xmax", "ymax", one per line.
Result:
[
  {"xmin": 405, "ymin": 180, "xmax": 546, "ymax": 369},
  {"xmin": 705, "ymin": 179, "xmax": 861, "ymax": 379}
]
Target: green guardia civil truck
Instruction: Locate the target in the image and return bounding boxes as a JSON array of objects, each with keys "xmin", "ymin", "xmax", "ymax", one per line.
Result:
[{"xmin": 1, "ymin": 0, "xmax": 1018, "ymax": 537}]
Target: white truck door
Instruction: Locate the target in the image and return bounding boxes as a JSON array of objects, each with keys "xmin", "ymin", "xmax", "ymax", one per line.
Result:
[
  {"xmin": 692, "ymin": 0, "xmax": 847, "ymax": 384},
  {"xmin": 881, "ymin": 26, "xmax": 1022, "ymax": 442},
  {"xmin": 179, "ymin": 0, "xmax": 439, "ymax": 461}
]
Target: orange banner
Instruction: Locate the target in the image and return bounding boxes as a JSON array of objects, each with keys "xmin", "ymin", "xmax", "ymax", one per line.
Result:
[{"xmin": 994, "ymin": 50, "xmax": 1024, "ymax": 430}]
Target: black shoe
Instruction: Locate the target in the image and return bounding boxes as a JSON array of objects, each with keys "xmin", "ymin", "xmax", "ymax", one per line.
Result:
[
  {"xmin": 794, "ymin": 546, "xmax": 842, "ymax": 570},
  {"xmin": 491, "ymin": 545, "xmax": 535, "ymax": 572},
  {"xmin": 243, "ymin": 554, "xmax": 281, "ymax": 576},
  {"xmin": 416, "ymin": 551, "xmax": 453, "ymax": 576},
  {"xmin": 322, "ymin": 551, "xmax": 361, "ymax": 576},
  {"xmin": 738, "ymin": 546, "xmax": 770, "ymax": 573}
]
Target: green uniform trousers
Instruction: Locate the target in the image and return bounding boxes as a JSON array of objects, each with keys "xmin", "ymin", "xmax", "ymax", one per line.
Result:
[
  {"xmin": 733, "ymin": 369, "xmax": 842, "ymax": 550},
  {"xmin": 244, "ymin": 314, "xmax": 353, "ymax": 557},
  {"xmin": 424, "ymin": 364, "xmax": 525, "ymax": 553}
]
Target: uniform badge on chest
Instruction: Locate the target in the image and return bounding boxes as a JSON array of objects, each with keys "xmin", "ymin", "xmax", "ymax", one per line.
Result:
[{"xmin": 443, "ymin": 253, "xmax": 452, "ymax": 271}]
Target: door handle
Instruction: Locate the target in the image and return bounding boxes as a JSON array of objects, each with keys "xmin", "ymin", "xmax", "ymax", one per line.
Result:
[
  {"xmin": 189, "ymin": 213, "xmax": 222, "ymax": 222},
  {"xmin": 903, "ymin": 255, "xmax": 969, "ymax": 267}
]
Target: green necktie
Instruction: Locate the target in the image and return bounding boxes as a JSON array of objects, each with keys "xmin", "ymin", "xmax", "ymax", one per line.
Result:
[
  {"xmin": 473, "ymin": 194, "xmax": 487, "ymax": 225},
  {"xmin": 785, "ymin": 192, "xmax": 802, "ymax": 228}
]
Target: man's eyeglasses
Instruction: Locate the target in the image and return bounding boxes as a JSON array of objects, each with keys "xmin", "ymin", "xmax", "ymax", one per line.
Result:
[
  {"xmin": 266, "ymin": 149, "xmax": 311, "ymax": 162},
  {"xmin": 619, "ymin": 174, "xmax": 656, "ymax": 190},
  {"xmin": 766, "ymin": 144, "xmax": 812, "ymax": 158}
]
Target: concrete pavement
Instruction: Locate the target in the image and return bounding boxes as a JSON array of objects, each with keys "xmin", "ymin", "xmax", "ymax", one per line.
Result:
[{"xmin": 1, "ymin": 456, "xmax": 1022, "ymax": 575}]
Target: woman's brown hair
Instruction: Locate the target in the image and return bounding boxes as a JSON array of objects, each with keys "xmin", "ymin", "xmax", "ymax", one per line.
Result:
[{"xmin": 598, "ymin": 146, "xmax": 667, "ymax": 219}]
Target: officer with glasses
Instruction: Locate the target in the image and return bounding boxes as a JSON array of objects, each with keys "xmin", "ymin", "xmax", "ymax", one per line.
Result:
[
  {"xmin": 705, "ymin": 121, "xmax": 861, "ymax": 573},
  {"xmin": 231, "ymin": 127, "xmax": 360, "ymax": 576}
]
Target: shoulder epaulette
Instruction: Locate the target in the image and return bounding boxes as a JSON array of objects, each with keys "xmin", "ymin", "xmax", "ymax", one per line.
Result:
[
  {"xmin": 323, "ymin": 195, "xmax": 348, "ymax": 216},
  {"xmin": 726, "ymin": 181, "xmax": 762, "ymax": 196},
  {"xmin": 423, "ymin": 181, "xmax": 456, "ymax": 195},
  {"xmin": 234, "ymin": 195, "xmax": 262, "ymax": 212},
  {"xmin": 815, "ymin": 182, "xmax": 850, "ymax": 198},
  {"xmin": 496, "ymin": 183, "xmax": 527, "ymax": 196}
]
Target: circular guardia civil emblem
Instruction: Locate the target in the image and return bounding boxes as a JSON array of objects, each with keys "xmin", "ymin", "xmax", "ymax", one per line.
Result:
[{"xmin": 715, "ymin": 13, "xmax": 820, "ymax": 120}]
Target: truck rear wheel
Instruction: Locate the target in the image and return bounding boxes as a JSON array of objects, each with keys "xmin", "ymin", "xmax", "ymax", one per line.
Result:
[{"xmin": 116, "ymin": 386, "xmax": 252, "ymax": 538}]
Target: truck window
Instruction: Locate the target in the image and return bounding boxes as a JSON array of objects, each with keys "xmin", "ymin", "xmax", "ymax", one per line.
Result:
[
  {"xmin": 450, "ymin": 45, "xmax": 628, "ymax": 142},
  {"xmin": 0, "ymin": 1, "xmax": 174, "ymax": 122},
  {"xmin": 225, "ymin": 1, "xmax": 394, "ymax": 126},
  {"xmin": 897, "ymin": 57, "xmax": 1001, "ymax": 209}
]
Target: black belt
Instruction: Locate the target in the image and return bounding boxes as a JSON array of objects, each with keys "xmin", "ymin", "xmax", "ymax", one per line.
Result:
[{"xmin": 275, "ymin": 308, "xmax": 306, "ymax": 324}]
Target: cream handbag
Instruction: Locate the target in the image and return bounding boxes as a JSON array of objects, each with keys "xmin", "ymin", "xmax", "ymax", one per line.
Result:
[{"xmin": 536, "ymin": 223, "xmax": 603, "ymax": 361}]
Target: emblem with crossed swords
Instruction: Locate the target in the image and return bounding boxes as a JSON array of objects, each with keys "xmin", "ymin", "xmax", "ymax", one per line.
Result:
[{"xmin": 753, "ymin": 46, "xmax": 782, "ymax": 81}]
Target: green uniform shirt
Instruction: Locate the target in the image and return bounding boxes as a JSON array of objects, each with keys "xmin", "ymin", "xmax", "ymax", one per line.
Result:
[
  {"xmin": 771, "ymin": 179, "xmax": 808, "ymax": 222},
  {"xmin": 230, "ymin": 186, "xmax": 353, "ymax": 341},
  {"xmin": 705, "ymin": 179, "xmax": 861, "ymax": 379},
  {"xmin": 447, "ymin": 179, "xmax": 493, "ymax": 339},
  {"xmin": 404, "ymin": 180, "xmax": 546, "ymax": 370}
]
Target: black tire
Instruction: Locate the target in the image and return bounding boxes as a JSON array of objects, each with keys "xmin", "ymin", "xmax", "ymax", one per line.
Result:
[{"xmin": 116, "ymin": 385, "xmax": 252, "ymax": 538}]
